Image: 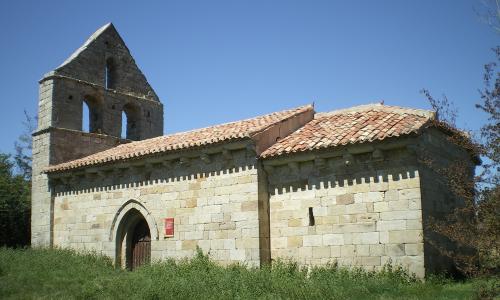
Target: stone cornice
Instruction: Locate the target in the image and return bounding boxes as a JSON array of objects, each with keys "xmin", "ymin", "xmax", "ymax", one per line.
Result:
[
  {"xmin": 261, "ymin": 135, "xmax": 419, "ymax": 169},
  {"xmin": 47, "ymin": 139, "xmax": 255, "ymax": 180},
  {"xmin": 39, "ymin": 72, "xmax": 161, "ymax": 104}
]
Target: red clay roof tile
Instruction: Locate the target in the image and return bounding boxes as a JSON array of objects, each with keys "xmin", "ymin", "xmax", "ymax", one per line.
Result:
[
  {"xmin": 259, "ymin": 104, "xmax": 435, "ymax": 158},
  {"xmin": 45, "ymin": 104, "xmax": 314, "ymax": 173}
]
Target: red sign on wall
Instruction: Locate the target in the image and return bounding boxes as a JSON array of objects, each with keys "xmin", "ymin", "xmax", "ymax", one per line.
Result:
[{"xmin": 164, "ymin": 218, "xmax": 174, "ymax": 237}]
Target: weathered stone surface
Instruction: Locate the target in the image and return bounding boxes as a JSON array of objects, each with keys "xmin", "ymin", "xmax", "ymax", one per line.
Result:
[
  {"xmin": 336, "ymin": 194, "xmax": 354, "ymax": 205},
  {"xmin": 285, "ymin": 236, "xmax": 301, "ymax": 248},
  {"xmin": 35, "ymin": 24, "xmax": 476, "ymax": 279},
  {"xmin": 268, "ymin": 149, "xmax": 427, "ymax": 277},
  {"xmin": 323, "ymin": 234, "xmax": 344, "ymax": 246}
]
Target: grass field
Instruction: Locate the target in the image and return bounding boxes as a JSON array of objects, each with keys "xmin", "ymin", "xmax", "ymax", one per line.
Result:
[{"xmin": 0, "ymin": 247, "xmax": 498, "ymax": 299}]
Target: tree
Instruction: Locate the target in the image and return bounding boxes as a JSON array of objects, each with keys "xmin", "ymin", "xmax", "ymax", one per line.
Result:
[
  {"xmin": 420, "ymin": 47, "xmax": 499, "ymax": 276},
  {"xmin": 419, "ymin": 89, "xmax": 458, "ymax": 127},
  {"xmin": 0, "ymin": 111, "xmax": 36, "ymax": 247},
  {"xmin": 476, "ymin": 46, "xmax": 500, "ymax": 187},
  {"xmin": 476, "ymin": 0, "xmax": 500, "ymax": 33},
  {"xmin": 14, "ymin": 110, "xmax": 35, "ymax": 181},
  {"xmin": 0, "ymin": 154, "xmax": 30, "ymax": 247},
  {"xmin": 474, "ymin": 46, "xmax": 500, "ymax": 273}
]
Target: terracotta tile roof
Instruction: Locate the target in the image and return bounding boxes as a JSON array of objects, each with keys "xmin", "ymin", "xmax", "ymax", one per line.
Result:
[
  {"xmin": 45, "ymin": 104, "xmax": 314, "ymax": 173},
  {"xmin": 260, "ymin": 104, "xmax": 435, "ymax": 158}
]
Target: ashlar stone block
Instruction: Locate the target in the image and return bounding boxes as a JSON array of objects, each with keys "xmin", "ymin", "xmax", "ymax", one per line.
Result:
[
  {"xmin": 405, "ymin": 243, "xmax": 424, "ymax": 256},
  {"xmin": 313, "ymin": 246, "xmax": 331, "ymax": 259},
  {"xmin": 376, "ymin": 220, "xmax": 406, "ymax": 231},
  {"xmin": 287, "ymin": 236, "xmax": 303, "ymax": 248},
  {"xmin": 388, "ymin": 230, "xmax": 423, "ymax": 244},
  {"xmin": 352, "ymin": 232, "xmax": 379, "ymax": 245},
  {"xmin": 303, "ymin": 235, "xmax": 323, "ymax": 247},
  {"xmin": 345, "ymin": 203, "xmax": 367, "ymax": 214},
  {"xmin": 336, "ymin": 194, "xmax": 354, "ymax": 205},
  {"xmin": 323, "ymin": 233, "xmax": 344, "ymax": 246},
  {"xmin": 182, "ymin": 240, "xmax": 198, "ymax": 250}
]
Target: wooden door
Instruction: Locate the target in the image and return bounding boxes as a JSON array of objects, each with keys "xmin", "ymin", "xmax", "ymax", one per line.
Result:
[{"xmin": 131, "ymin": 220, "xmax": 151, "ymax": 270}]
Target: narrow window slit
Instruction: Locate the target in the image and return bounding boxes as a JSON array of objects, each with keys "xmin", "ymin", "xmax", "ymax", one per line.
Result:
[
  {"xmin": 121, "ymin": 111, "xmax": 127, "ymax": 139},
  {"xmin": 308, "ymin": 207, "xmax": 315, "ymax": 226},
  {"xmin": 82, "ymin": 101, "xmax": 90, "ymax": 132}
]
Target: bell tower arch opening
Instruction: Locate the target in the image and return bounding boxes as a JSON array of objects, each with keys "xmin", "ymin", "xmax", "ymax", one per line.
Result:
[
  {"xmin": 82, "ymin": 95, "xmax": 103, "ymax": 134},
  {"xmin": 122, "ymin": 103, "xmax": 141, "ymax": 140},
  {"xmin": 115, "ymin": 208, "xmax": 151, "ymax": 270}
]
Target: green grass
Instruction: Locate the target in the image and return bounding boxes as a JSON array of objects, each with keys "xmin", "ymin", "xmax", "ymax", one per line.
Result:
[{"xmin": 0, "ymin": 247, "xmax": 497, "ymax": 299}]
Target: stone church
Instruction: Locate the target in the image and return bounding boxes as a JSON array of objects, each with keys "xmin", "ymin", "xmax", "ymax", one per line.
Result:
[{"xmin": 31, "ymin": 24, "xmax": 476, "ymax": 277}]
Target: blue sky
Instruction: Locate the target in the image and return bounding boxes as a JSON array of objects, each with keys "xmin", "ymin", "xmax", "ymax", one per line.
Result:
[{"xmin": 0, "ymin": 0, "xmax": 497, "ymax": 154}]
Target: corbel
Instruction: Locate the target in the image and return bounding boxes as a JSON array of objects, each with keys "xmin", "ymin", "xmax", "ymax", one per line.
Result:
[
  {"xmin": 162, "ymin": 160, "xmax": 172, "ymax": 168},
  {"xmin": 245, "ymin": 144, "xmax": 257, "ymax": 158},
  {"xmin": 143, "ymin": 162, "xmax": 154, "ymax": 171},
  {"xmin": 97, "ymin": 169, "xmax": 107, "ymax": 179},
  {"xmin": 200, "ymin": 153, "xmax": 211, "ymax": 164},
  {"xmin": 84, "ymin": 172, "xmax": 97, "ymax": 180},
  {"xmin": 84, "ymin": 167, "xmax": 99, "ymax": 179},
  {"xmin": 343, "ymin": 153, "xmax": 354, "ymax": 166},
  {"xmin": 179, "ymin": 157, "xmax": 190, "ymax": 166},
  {"xmin": 60, "ymin": 175, "xmax": 71, "ymax": 185},
  {"xmin": 131, "ymin": 163, "xmax": 145, "ymax": 173},
  {"xmin": 314, "ymin": 157, "xmax": 326, "ymax": 168},
  {"xmin": 71, "ymin": 174, "xmax": 83, "ymax": 186},
  {"xmin": 372, "ymin": 149, "xmax": 384, "ymax": 161},
  {"xmin": 288, "ymin": 161, "xmax": 300, "ymax": 174},
  {"xmin": 222, "ymin": 148, "xmax": 234, "ymax": 169},
  {"xmin": 116, "ymin": 165, "xmax": 129, "ymax": 177},
  {"xmin": 264, "ymin": 165, "xmax": 274, "ymax": 174},
  {"xmin": 222, "ymin": 148, "xmax": 232, "ymax": 161},
  {"xmin": 406, "ymin": 144, "xmax": 418, "ymax": 156},
  {"xmin": 151, "ymin": 161, "xmax": 163, "ymax": 169},
  {"xmin": 48, "ymin": 177, "xmax": 60, "ymax": 187},
  {"xmin": 328, "ymin": 157, "xmax": 338, "ymax": 168}
]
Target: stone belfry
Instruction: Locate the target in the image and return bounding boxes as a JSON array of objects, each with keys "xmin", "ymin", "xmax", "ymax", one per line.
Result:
[{"xmin": 31, "ymin": 23, "xmax": 164, "ymax": 246}]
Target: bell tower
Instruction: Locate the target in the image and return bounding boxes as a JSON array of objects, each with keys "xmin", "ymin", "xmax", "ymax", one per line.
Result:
[{"xmin": 31, "ymin": 23, "xmax": 163, "ymax": 246}]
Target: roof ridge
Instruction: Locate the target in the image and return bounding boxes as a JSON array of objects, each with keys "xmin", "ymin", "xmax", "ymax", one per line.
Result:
[
  {"xmin": 316, "ymin": 103, "xmax": 435, "ymax": 119},
  {"xmin": 158, "ymin": 104, "xmax": 314, "ymax": 138},
  {"xmin": 249, "ymin": 104, "xmax": 314, "ymax": 137}
]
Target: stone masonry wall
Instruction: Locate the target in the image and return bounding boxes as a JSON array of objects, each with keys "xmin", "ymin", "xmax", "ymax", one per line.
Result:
[
  {"xmin": 31, "ymin": 127, "xmax": 121, "ymax": 246},
  {"xmin": 31, "ymin": 131, "xmax": 52, "ymax": 246},
  {"xmin": 55, "ymin": 23, "xmax": 159, "ymax": 101},
  {"xmin": 418, "ymin": 128, "xmax": 476, "ymax": 275},
  {"xmin": 49, "ymin": 128, "xmax": 123, "ymax": 165},
  {"xmin": 51, "ymin": 145, "xmax": 263, "ymax": 267},
  {"xmin": 266, "ymin": 143, "xmax": 425, "ymax": 277},
  {"xmin": 32, "ymin": 79, "xmax": 54, "ymax": 246}
]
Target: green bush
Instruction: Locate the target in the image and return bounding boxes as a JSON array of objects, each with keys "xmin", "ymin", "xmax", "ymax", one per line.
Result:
[
  {"xmin": 0, "ymin": 154, "xmax": 30, "ymax": 248},
  {"xmin": 0, "ymin": 247, "xmax": 497, "ymax": 299}
]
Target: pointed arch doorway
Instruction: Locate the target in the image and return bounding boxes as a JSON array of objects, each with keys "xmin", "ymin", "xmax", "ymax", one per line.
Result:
[{"xmin": 116, "ymin": 208, "xmax": 151, "ymax": 270}]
